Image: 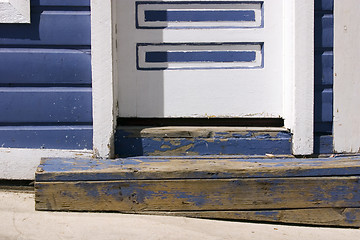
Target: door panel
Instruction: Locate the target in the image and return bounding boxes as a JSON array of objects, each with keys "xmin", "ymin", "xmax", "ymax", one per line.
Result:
[{"xmin": 117, "ymin": 0, "xmax": 284, "ymax": 118}]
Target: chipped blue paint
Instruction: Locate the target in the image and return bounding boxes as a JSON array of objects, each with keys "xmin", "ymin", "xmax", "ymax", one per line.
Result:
[
  {"xmin": 186, "ymin": 138, "xmax": 291, "ymax": 155},
  {"xmin": 345, "ymin": 209, "xmax": 360, "ymax": 224},
  {"xmin": 115, "ymin": 132, "xmax": 292, "ymax": 157},
  {"xmin": 36, "ymin": 156, "xmax": 360, "ymax": 182},
  {"xmin": 173, "ymin": 191, "xmax": 208, "ymax": 207},
  {"xmin": 60, "ymin": 190, "xmax": 76, "ymax": 199},
  {"xmin": 118, "ymin": 185, "xmax": 156, "ymax": 204},
  {"xmin": 85, "ymin": 185, "xmax": 100, "ymax": 199},
  {"xmin": 115, "ymin": 128, "xmax": 292, "ymax": 157},
  {"xmin": 311, "ymin": 181, "xmax": 360, "ymax": 204}
]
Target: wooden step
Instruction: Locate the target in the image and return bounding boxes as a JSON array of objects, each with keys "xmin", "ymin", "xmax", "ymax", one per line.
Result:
[
  {"xmin": 115, "ymin": 126, "xmax": 292, "ymax": 157},
  {"xmin": 35, "ymin": 155, "xmax": 360, "ymax": 227}
]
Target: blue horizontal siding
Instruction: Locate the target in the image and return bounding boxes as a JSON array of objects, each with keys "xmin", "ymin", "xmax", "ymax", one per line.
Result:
[
  {"xmin": 315, "ymin": 0, "xmax": 333, "ymax": 11},
  {"xmin": 314, "ymin": 88, "xmax": 332, "ymax": 123},
  {"xmin": 0, "ymin": 2, "xmax": 92, "ymax": 149},
  {"xmin": 314, "ymin": 135, "xmax": 333, "ymax": 154},
  {"xmin": 314, "ymin": 122, "xmax": 332, "ymax": 134},
  {"xmin": 315, "ymin": 51, "xmax": 333, "ymax": 86},
  {"xmin": 315, "ymin": 14, "xmax": 333, "ymax": 49},
  {"xmin": 0, "ymin": 11, "xmax": 90, "ymax": 46},
  {"xmin": 0, "ymin": 88, "xmax": 92, "ymax": 123},
  {"xmin": 314, "ymin": 0, "xmax": 333, "ymax": 154},
  {"xmin": 0, "ymin": 48, "xmax": 91, "ymax": 85},
  {"xmin": 0, "ymin": 126, "xmax": 92, "ymax": 149}
]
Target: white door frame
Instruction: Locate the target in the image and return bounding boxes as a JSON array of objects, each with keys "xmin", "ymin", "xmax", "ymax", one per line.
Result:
[{"xmin": 91, "ymin": 0, "xmax": 314, "ymax": 158}]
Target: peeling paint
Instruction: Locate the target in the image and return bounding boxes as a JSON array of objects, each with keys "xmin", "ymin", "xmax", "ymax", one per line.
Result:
[{"xmin": 115, "ymin": 128, "xmax": 292, "ymax": 157}]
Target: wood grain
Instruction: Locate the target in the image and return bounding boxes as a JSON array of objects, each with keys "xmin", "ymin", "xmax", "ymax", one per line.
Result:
[
  {"xmin": 36, "ymin": 156, "xmax": 360, "ymax": 181},
  {"xmin": 35, "ymin": 177, "xmax": 360, "ymax": 212}
]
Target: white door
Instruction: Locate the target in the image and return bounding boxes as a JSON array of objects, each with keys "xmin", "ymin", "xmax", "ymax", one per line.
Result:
[{"xmin": 116, "ymin": 0, "xmax": 284, "ymax": 118}]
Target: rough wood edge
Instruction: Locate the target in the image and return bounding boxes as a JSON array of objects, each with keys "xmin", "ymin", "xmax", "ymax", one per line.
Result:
[
  {"xmin": 132, "ymin": 208, "xmax": 360, "ymax": 227},
  {"xmin": 117, "ymin": 126, "xmax": 290, "ymax": 138}
]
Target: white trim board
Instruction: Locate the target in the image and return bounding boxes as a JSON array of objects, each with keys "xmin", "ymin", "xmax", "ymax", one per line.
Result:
[
  {"xmin": 0, "ymin": 0, "xmax": 30, "ymax": 23},
  {"xmin": 91, "ymin": 0, "xmax": 117, "ymax": 159},
  {"xmin": 0, "ymin": 148, "xmax": 93, "ymax": 180},
  {"xmin": 334, "ymin": 0, "xmax": 360, "ymax": 153},
  {"xmin": 283, "ymin": 0, "xmax": 314, "ymax": 155}
]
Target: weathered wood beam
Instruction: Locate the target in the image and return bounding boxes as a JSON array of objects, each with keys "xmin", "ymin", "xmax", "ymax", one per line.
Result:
[
  {"xmin": 35, "ymin": 156, "xmax": 360, "ymax": 227},
  {"xmin": 36, "ymin": 156, "xmax": 360, "ymax": 182},
  {"xmin": 36, "ymin": 177, "xmax": 360, "ymax": 212}
]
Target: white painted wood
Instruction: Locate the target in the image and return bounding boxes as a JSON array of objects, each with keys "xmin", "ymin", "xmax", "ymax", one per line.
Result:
[
  {"xmin": 0, "ymin": 148, "xmax": 93, "ymax": 180},
  {"xmin": 0, "ymin": 0, "xmax": 30, "ymax": 23},
  {"xmin": 333, "ymin": 0, "xmax": 360, "ymax": 153},
  {"xmin": 116, "ymin": 0, "xmax": 285, "ymax": 118},
  {"xmin": 284, "ymin": 0, "xmax": 314, "ymax": 155},
  {"xmin": 91, "ymin": 0, "xmax": 117, "ymax": 158}
]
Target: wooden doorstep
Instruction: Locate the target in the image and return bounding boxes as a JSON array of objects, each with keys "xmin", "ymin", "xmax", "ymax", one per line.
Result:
[
  {"xmin": 115, "ymin": 127, "xmax": 292, "ymax": 156},
  {"xmin": 35, "ymin": 156, "xmax": 360, "ymax": 227}
]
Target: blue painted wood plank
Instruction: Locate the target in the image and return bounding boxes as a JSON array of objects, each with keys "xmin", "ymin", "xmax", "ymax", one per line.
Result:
[
  {"xmin": 0, "ymin": 11, "xmax": 90, "ymax": 46},
  {"xmin": 144, "ymin": 10, "xmax": 256, "ymax": 22},
  {"xmin": 0, "ymin": 48, "xmax": 91, "ymax": 85},
  {"xmin": 0, "ymin": 126, "xmax": 92, "ymax": 149},
  {"xmin": 315, "ymin": 88, "xmax": 333, "ymax": 123},
  {"xmin": 314, "ymin": 122, "xmax": 332, "ymax": 134},
  {"xmin": 315, "ymin": 0, "xmax": 334, "ymax": 11},
  {"xmin": 315, "ymin": 14, "xmax": 333, "ymax": 48},
  {"xmin": 115, "ymin": 130, "xmax": 292, "ymax": 157},
  {"xmin": 315, "ymin": 51, "xmax": 333, "ymax": 86},
  {"xmin": 31, "ymin": 0, "xmax": 90, "ymax": 7},
  {"xmin": 35, "ymin": 177, "xmax": 360, "ymax": 211},
  {"xmin": 0, "ymin": 87, "xmax": 92, "ymax": 123},
  {"xmin": 314, "ymin": 135, "xmax": 333, "ymax": 154},
  {"xmin": 36, "ymin": 155, "xmax": 360, "ymax": 181}
]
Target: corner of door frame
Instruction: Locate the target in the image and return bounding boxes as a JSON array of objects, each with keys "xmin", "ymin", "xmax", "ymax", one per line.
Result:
[
  {"xmin": 284, "ymin": 0, "xmax": 314, "ymax": 156},
  {"xmin": 91, "ymin": 0, "xmax": 117, "ymax": 158}
]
